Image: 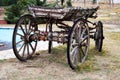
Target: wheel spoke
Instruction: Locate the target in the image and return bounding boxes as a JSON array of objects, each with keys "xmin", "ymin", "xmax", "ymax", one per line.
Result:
[
  {"xmin": 78, "ymin": 29, "xmax": 82, "ymax": 41},
  {"xmin": 24, "ymin": 19, "xmax": 28, "ymax": 33},
  {"xmin": 16, "ymin": 40, "xmax": 23, "ymax": 45},
  {"xmin": 18, "ymin": 43, "xmax": 25, "ymax": 53},
  {"xmin": 28, "ymin": 21, "xmax": 33, "ymax": 34},
  {"xmin": 81, "ymin": 28, "xmax": 87, "ymax": 38},
  {"xmin": 80, "ymin": 35, "xmax": 89, "ymax": 44},
  {"xmin": 71, "ymin": 38, "xmax": 79, "ymax": 47},
  {"xmin": 72, "ymin": 43, "xmax": 79, "ymax": 47},
  {"xmin": 29, "ymin": 42, "xmax": 35, "ymax": 51},
  {"xmin": 80, "ymin": 47, "xmax": 85, "ymax": 56},
  {"xmin": 28, "ymin": 27, "xmax": 32, "ymax": 34},
  {"xmin": 22, "ymin": 43, "xmax": 26, "ymax": 57},
  {"xmin": 70, "ymin": 46, "xmax": 77, "ymax": 55},
  {"xmin": 70, "ymin": 46, "xmax": 78, "ymax": 62},
  {"xmin": 27, "ymin": 43, "xmax": 30, "ymax": 56},
  {"xmin": 16, "ymin": 33, "xmax": 23, "ymax": 37},
  {"xmin": 73, "ymin": 47, "xmax": 80, "ymax": 65},
  {"xmin": 20, "ymin": 25, "xmax": 26, "ymax": 35},
  {"xmin": 82, "ymin": 42, "xmax": 88, "ymax": 47},
  {"xmin": 78, "ymin": 25, "xmax": 82, "ymax": 39},
  {"xmin": 74, "ymin": 26, "xmax": 79, "ymax": 42},
  {"xmin": 27, "ymin": 19, "xmax": 33, "ymax": 34}
]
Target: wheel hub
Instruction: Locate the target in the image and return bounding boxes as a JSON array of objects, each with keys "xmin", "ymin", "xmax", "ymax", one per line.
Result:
[
  {"xmin": 21, "ymin": 35, "xmax": 32, "ymax": 43},
  {"xmin": 29, "ymin": 34, "xmax": 37, "ymax": 42}
]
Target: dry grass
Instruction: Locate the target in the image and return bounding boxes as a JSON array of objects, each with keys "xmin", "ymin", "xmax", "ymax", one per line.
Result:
[
  {"xmin": 76, "ymin": 43, "xmax": 108, "ymax": 72},
  {"xmin": 109, "ymin": 32, "xmax": 120, "ymax": 40}
]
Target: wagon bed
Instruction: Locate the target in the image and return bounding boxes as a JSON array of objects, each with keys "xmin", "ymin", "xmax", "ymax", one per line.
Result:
[{"xmin": 28, "ymin": 6, "xmax": 99, "ymax": 20}]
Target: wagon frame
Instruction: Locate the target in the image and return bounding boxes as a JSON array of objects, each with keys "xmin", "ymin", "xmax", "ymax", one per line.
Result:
[{"xmin": 12, "ymin": 6, "xmax": 104, "ymax": 70}]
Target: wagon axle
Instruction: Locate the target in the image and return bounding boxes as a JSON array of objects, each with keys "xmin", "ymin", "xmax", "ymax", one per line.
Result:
[{"xmin": 32, "ymin": 30, "xmax": 69, "ymax": 44}]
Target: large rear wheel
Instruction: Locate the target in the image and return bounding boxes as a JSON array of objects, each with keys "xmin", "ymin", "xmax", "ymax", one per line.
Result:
[
  {"xmin": 67, "ymin": 19, "xmax": 90, "ymax": 70},
  {"xmin": 12, "ymin": 14, "xmax": 38, "ymax": 61}
]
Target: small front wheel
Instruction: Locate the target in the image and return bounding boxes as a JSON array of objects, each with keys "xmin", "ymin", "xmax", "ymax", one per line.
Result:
[
  {"xmin": 67, "ymin": 19, "xmax": 90, "ymax": 70},
  {"xmin": 12, "ymin": 14, "xmax": 38, "ymax": 61}
]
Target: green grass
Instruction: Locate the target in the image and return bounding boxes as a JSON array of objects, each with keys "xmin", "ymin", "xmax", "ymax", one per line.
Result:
[
  {"xmin": 48, "ymin": 44, "xmax": 108, "ymax": 72},
  {"xmin": 107, "ymin": 32, "xmax": 120, "ymax": 46},
  {"xmin": 76, "ymin": 60, "xmax": 98, "ymax": 72},
  {"xmin": 0, "ymin": 59, "xmax": 5, "ymax": 63},
  {"xmin": 82, "ymin": 78, "xmax": 92, "ymax": 80},
  {"xmin": 52, "ymin": 45, "xmax": 66, "ymax": 55},
  {"xmin": 48, "ymin": 45, "xmax": 69, "ymax": 67},
  {"xmin": 75, "ymin": 44, "xmax": 108, "ymax": 72}
]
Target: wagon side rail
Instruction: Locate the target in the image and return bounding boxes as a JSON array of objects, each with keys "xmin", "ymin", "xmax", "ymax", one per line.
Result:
[
  {"xmin": 28, "ymin": 6, "xmax": 99, "ymax": 20},
  {"xmin": 69, "ymin": 6, "xmax": 99, "ymax": 19}
]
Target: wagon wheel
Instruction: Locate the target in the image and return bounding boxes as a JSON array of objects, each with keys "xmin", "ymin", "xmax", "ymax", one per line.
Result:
[
  {"xmin": 95, "ymin": 21, "xmax": 104, "ymax": 52},
  {"xmin": 47, "ymin": 22, "xmax": 53, "ymax": 53},
  {"xmin": 67, "ymin": 19, "xmax": 90, "ymax": 70},
  {"xmin": 13, "ymin": 14, "xmax": 38, "ymax": 61}
]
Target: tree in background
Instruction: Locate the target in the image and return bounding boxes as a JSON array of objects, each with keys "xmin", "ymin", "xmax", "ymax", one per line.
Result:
[
  {"xmin": 66, "ymin": 0, "xmax": 72, "ymax": 7},
  {"xmin": 4, "ymin": 0, "xmax": 72, "ymax": 24},
  {"xmin": 2, "ymin": 0, "xmax": 18, "ymax": 6},
  {"xmin": 36, "ymin": 0, "xmax": 46, "ymax": 6},
  {"xmin": 17, "ymin": 0, "xmax": 37, "ymax": 10},
  {"xmin": 0, "ymin": 0, "xmax": 3, "ymax": 6},
  {"xmin": 4, "ymin": 4, "xmax": 22, "ymax": 23},
  {"xmin": 92, "ymin": 0, "xmax": 96, "ymax": 4},
  {"xmin": 4, "ymin": 0, "xmax": 47, "ymax": 24}
]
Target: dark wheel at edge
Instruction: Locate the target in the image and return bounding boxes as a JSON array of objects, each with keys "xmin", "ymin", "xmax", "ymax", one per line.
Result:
[
  {"xmin": 95, "ymin": 21, "xmax": 104, "ymax": 52},
  {"xmin": 12, "ymin": 14, "xmax": 38, "ymax": 61},
  {"xmin": 67, "ymin": 19, "xmax": 90, "ymax": 70}
]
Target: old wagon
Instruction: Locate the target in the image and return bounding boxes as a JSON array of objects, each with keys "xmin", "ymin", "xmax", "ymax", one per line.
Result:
[{"xmin": 12, "ymin": 6, "xmax": 104, "ymax": 70}]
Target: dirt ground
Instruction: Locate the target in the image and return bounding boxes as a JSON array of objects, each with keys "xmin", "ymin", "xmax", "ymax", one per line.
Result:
[{"xmin": 0, "ymin": 3, "xmax": 120, "ymax": 80}]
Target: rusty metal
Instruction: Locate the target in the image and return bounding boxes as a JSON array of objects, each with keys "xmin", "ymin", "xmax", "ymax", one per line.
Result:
[{"xmin": 33, "ymin": 30, "xmax": 68, "ymax": 44}]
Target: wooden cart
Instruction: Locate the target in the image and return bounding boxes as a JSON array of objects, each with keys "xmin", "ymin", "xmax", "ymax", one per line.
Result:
[{"xmin": 12, "ymin": 6, "xmax": 104, "ymax": 70}]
